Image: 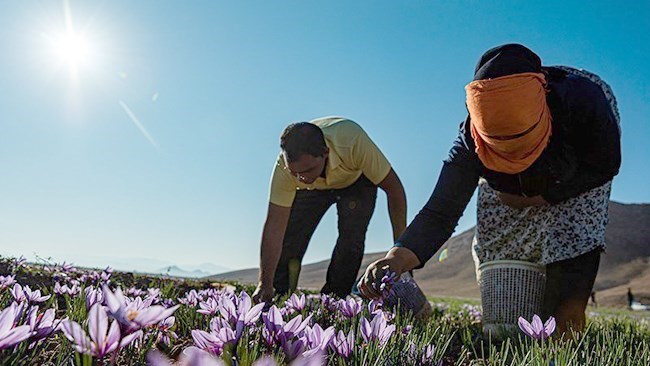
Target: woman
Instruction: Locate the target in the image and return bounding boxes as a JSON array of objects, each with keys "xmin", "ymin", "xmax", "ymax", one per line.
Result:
[{"xmin": 358, "ymin": 44, "xmax": 621, "ymax": 335}]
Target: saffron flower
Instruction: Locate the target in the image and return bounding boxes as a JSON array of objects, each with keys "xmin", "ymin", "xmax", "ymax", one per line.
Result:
[
  {"xmin": 338, "ymin": 297, "xmax": 364, "ymax": 318},
  {"xmin": 378, "ymin": 270, "xmax": 398, "ymax": 299},
  {"xmin": 147, "ymin": 347, "xmax": 225, "ymax": 366},
  {"xmin": 0, "ymin": 303, "xmax": 33, "ymax": 350},
  {"xmin": 518, "ymin": 314, "xmax": 556, "ymax": 340},
  {"xmin": 61, "ymin": 304, "xmax": 142, "ymax": 358},
  {"xmin": 26, "ymin": 305, "xmax": 61, "ymax": 343},
  {"xmin": 0, "ymin": 275, "xmax": 16, "ymax": 291},
  {"xmin": 85, "ymin": 287, "xmax": 104, "ymax": 310},
  {"xmin": 11, "ymin": 284, "xmax": 51, "ymax": 304},
  {"xmin": 102, "ymin": 285, "xmax": 179, "ymax": 334},
  {"xmin": 330, "ymin": 329, "xmax": 354, "ymax": 359},
  {"xmin": 285, "ymin": 293, "xmax": 306, "ymax": 313},
  {"xmin": 156, "ymin": 316, "xmax": 178, "ymax": 346},
  {"xmin": 359, "ymin": 313, "xmax": 395, "ymax": 345},
  {"xmin": 54, "ymin": 282, "xmax": 81, "ymax": 297}
]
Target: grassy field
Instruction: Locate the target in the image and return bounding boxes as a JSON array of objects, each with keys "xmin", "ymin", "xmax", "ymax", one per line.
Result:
[{"xmin": 1, "ymin": 256, "xmax": 649, "ymax": 365}]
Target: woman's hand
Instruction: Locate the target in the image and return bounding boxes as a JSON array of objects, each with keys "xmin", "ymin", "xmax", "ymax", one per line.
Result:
[
  {"xmin": 358, "ymin": 247, "xmax": 420, "ymax": 299},
  {"xmin": 497, "ymin": 192, "xmax": 548, "ymax": 209}
]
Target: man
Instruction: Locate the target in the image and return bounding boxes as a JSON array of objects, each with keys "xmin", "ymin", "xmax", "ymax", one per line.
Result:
[{"xmin": 252, "ymin": 116, "xmax": 407, "ymax": 302}]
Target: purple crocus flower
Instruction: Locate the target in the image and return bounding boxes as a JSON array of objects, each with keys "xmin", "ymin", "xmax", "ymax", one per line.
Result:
[
  {"xmin": 401, "ymin": 325, "xmax": 413, "ymax": 335},
  {"xmin": 518, "ymin": 314, "xmax": 556, "ymax": 340},
  {"xmin": 215, "ymin": 291, "xmax": 264, "ymax": 339},
  {"xmin": 102, "ymin": 285, "xmax": 179, "ymax": 334},
  {"xmin": 12, "ymin": 256, "xmax": 27, "ymax": 269},
  {"xmin": 338, "ymin": 297, "xmax": 364, "ymax": 318},
  {"xmin": 285, "ymin": 293, "xmax": 306, "ymax": 313},
  {"xmin": 198, "ymin": 298, "xmax": 220, "ymax": 316},
  {"xmin": 379, "ymin": 270, "xmax": 398, "ymax": 299},
  {"xmin": 147, "ymin": 288, "xmax": 162, "ymax": 303},
  {"xmin": 127, "ymin": 287, "xmax": 145, "ymax": 297},
  {"xmin": 191, "ymin": 329, "xmax": 225, "ymax": 356},
  {"xmin": 320, "ymin": 294, "xmax": 338, "ymax": 312},
  {"xmin": 0, "ymin": 275, "xmax": 16, "ymax": 291},
  {"xmin": 281, "ymin": 313, "xmax": 313, "ymax": 340},
  {"xmin": 54, "ymin": 282, "xmax": 80, "ymax": 297},
  {"xmin": 0, "ymin": 303, "xmax": 33, "ymax": 350},
  {"xmin": 368, "ymin": 299, "xmax": 383, "ymax": 315},
  {"xmin": 11, "ymin": 284, "xmax": 51, "ymax": 304},
  {"xmin": 359, "ymin": 313, "xmax": 395, "ymax": 345},
  {"xmin": 330, "ymin": 329, "xmax": 354, "ymax": 359},
  {"xmin": 61, "ymin": 304, "xmax": 142, "ymax": 358},
  {"xmin": 155, "ymin": 316, "xmax": 178, "ymax": 346},
  {"xmin": 304, "ymin": 323, "xmax": 335, "ymax": 353},
  {"xmin": 26, "ymin": 305, "xmax": 61, "ymax": 343},
  {"xmin": 147, "ymin": 347, "xmax": 225, "ymax": 366},
  {"xmin": 263, "ymin": 305, "xmax": 313, "ymax": 346},
  {"xmin": 178, "ymin": 289, "xmax": 200, "ymax": 307},
  {"xmin": 85, "ymin": 287, "xmax": 104, "ymax": 310},
  {"xmin": 421, "ymin": 345, "xmax": 439, "ymax": 365}
]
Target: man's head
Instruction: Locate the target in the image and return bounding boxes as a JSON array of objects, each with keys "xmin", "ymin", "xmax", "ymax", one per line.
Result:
[{"xmin": 280, "ymin": 122, "xmax": 329, "ymax": 184}]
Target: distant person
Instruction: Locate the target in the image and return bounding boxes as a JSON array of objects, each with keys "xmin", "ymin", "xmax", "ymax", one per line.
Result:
[
  {"xmin": 359, "ymin": 44, "xmax": 621, "ymax": 336},
  {"xmin": 628, "ymin": 287, "xmax": 634, "ymax": 309},
  {"xmin": 590, "ymin": 291, "xmax": 597, "ymax": 308},
  {"xmin": 252, "ymin": 117, "xmax": 407, "ymax": 302}
]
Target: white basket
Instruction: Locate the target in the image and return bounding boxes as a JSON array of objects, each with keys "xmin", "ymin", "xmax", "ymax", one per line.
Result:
[
  {"xmin": 383, "ymin": 272, "xmax": 432, "ymax": 320},
  {"xmin": 477, "ymin": 260, "xmax": 546, "ymax": 335}
]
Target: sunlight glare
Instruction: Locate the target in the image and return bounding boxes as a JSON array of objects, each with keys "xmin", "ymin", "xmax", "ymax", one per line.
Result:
[{"xmin": 52, "ymin": 31, "xmax": 90, "ymax": 68}]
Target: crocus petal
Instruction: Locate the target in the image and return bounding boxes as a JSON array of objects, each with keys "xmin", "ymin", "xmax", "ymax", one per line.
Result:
[
  {"xmin": 146, "ymin": 350, "xmax": 173, "ymax": 366},
  {"xmin": 104, "ymin": 320, "xmax": 121, "ymax": 355},
  {"xmin": 531, "ymin": 315, "xmax": 544, "ymax": 338},
  {"xmin": 517, "ymin": 317, "xmax": 535, "ymax": 338},
  {"xmin": 119, "ymin": 330, "xmax": 142, "ymax": 348},
  {"xmin": 543, "ymin": 316, "xmax": 556, "ymax": 338},
  {"xmin": 244, "ymin": 303, "xmax": 265, "ymax": 325},
  {"xmin": 102, "ymin": 285, "xmax": 123, "ymax": 313},
  {"xmin": 61, "ymin": 320, "xmax": 92, "ymax": 353},
  {"xmin": 253, "ymin": 356, "xmax": 278, "ymax": 366},
  {"xmin": 0, "ymin": 325, "xmax": 32, "ymax": 349},
  {"xmin": 360, "ymin": 317, "xmax": 372, "ymax": 342},
  {"xmin": 0, "ymin": 303, "xmax": 17, "ymax": 335},
  {"xmin": 87, "ymin": 304, "xmax": 108, "ymax": 347}
]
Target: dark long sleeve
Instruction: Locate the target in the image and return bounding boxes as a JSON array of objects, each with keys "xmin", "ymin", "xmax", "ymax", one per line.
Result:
[
  {"xmin": 395, "ymin": 120, "xmax": 480, "ymax": 268},
  {"xmin": 542, "ymin": 78, "xmax": 621, "ymax": 204}
]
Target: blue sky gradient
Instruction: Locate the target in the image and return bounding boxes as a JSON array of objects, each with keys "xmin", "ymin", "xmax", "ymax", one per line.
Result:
[{"xmin": 1, "ymin": 1, "xmax": 648, "ymax": 271}]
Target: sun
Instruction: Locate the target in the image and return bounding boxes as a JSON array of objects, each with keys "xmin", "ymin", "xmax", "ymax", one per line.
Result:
[{"xmin": 51, "ymin": 31, "xmax": 91, "ymax": 69}]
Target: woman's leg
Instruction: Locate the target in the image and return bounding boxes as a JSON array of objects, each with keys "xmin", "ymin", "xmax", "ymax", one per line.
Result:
[{"xmin": 542, "ymin": 248, "xmax": 601, "ymax": 336}]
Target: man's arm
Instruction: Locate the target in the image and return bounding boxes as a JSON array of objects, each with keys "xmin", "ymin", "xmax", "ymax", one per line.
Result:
[
  {"xmin": 377, "ymin": 168, "xmax": 407, "ymax": 242},
  {"xmin": 253, "ymin": 202, "xmax": 291, "ymax": 303}
]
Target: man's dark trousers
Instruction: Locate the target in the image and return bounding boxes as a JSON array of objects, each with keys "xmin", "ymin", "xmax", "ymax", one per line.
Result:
[{"xmin": 273, "ymin": 175, "xmax": 377, "ymax": 298}]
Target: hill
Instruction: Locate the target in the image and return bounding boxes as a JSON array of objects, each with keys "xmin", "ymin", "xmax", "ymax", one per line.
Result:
[{"xmin": 210, "ymin": 201, "xmax": 650, "ymax": 308}]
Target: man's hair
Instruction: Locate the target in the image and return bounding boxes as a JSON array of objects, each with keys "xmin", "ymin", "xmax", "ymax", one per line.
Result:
[{"xmin": 280, "ymin": 122, "xmax": 327, "ymax": 163}]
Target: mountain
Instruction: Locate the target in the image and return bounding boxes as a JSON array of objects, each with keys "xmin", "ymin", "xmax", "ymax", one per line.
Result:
[
  {"xmin": 50, "ymin": 255, "xmax": 232, "ymax": 277},
  {"xmin": 209, "ymin": 201, "xmax": 650, "ymax": 308},
  {"xmin": 154, "ymin": 266, "xmax": 210, "ymax": 278}
]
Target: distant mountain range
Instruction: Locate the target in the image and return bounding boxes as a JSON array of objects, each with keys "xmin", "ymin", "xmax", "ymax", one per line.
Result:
[
  {"xmin": 51, "ymin": 255, "xmax": 232, "ymax": 278},
  {"xmin": 209, "ymin": 201, "xmax": 650, "ymax": 308},
  {"xmin": 155, "ymin": 266, "xmax": 211, "ymax": 278}
]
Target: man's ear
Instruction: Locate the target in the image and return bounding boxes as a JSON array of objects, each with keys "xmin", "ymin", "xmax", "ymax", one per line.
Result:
[{"xmin": 322, "ymin": 147, "xmax": 329, "ymax": 158}]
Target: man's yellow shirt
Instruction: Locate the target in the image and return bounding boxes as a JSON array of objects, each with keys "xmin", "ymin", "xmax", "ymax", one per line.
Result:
[{"xmin": 269, "ymin": 116, "xmax": 392, "ymax": 207}]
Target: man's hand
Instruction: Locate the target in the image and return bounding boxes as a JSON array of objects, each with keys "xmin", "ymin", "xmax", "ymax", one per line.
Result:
[
  {"xmin": 497, "ymin": 192, "xmax": 548, "ymax": 209},
  {"xmin": 252, "ymin": 282, "xmax": 275, "ymax": 304},
  {"xmin": 358, "ymin": 247, "xmax": 420, "ymax": 299}
]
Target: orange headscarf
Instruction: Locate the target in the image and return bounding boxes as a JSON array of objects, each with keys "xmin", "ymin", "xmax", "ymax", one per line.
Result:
[{"xmin": 465, "ymin": 72, "xmax": 552, "ymax": 174}]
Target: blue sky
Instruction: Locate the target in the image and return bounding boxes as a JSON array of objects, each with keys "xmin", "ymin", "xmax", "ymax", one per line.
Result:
[{"xmin": 1, "ymin": 1, "xmax": 648, "ymax": 272}]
